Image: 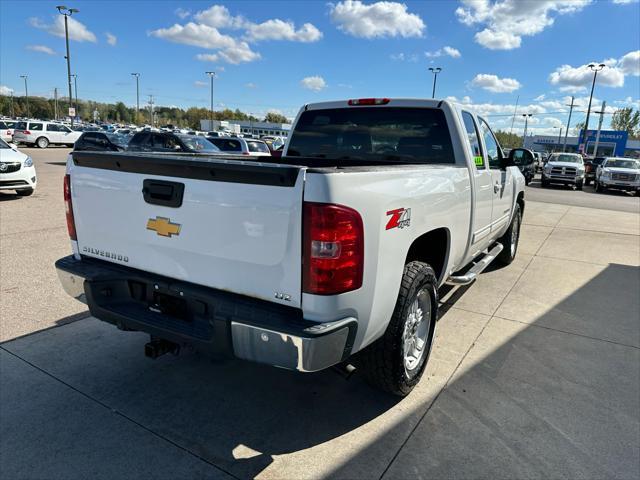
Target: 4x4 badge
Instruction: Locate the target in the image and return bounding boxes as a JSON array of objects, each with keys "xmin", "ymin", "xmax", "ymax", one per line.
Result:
[{"xmin": 386, "ymin": 208, "xmax": 411, "ymax": 230}]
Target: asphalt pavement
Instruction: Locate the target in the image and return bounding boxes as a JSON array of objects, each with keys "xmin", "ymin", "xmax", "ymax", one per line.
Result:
[{"xmin": 1, "ymin": 147, "xmax": 639, "ymax": 479}]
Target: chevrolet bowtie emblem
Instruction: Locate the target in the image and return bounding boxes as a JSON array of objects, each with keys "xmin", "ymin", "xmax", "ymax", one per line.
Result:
[{"xmin": 147, "ymin": 217, "xmax": 181, "ymax": 237}]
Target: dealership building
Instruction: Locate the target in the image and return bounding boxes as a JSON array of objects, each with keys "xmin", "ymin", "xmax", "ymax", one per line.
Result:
[
  {"xmin": 200, "ymin": 119, "xmax": 291, "ymax": 137},
  {"xmin": 524, "ymin": 130, "xmax": 640, "ymax": 158}
]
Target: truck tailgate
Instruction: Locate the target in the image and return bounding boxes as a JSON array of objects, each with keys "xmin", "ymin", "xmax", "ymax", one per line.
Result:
[{"xmin": 69, "ymin": 152, "xmax": 305, "ymax": 308}]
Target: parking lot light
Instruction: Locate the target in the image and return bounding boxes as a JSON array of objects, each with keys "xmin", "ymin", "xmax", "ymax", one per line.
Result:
[
  {"xmin": 206, "ymin": 71, "xmax": 216, "ymax": 131},
  {"xmin": 131, "ymin": 73, "xmax": 140, "ymax": 124},
  {"xmin": 428, "ymin": 67, "xmax": 442, "ymax": 99},
  {"xmin": 20, "ymin": 75, "xmax": 29, "ymax": 118},
  {"xmin": 579, "ymin": 63, "xmax": 606, "ymax": 155},
  {"xmin": 521, "ymin": 113, "xmax": 533, "ymax": 147},
  {"xmin": 57, "ymin": 5, "xmax": 79, "ymax": 127}
]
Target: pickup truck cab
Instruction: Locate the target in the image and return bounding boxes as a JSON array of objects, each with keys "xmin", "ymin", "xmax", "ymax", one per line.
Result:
[{"xmin": 56, "ymin": 98, "xmax": 526, "ymax": 396}]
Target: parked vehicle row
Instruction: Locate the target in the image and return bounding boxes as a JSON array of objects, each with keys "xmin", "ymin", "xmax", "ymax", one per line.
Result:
[
  {"xmin": 541, "ymin": 153, "xmax": 585, "ymax": 190},
  {"xmin": 594, "ymin": 157, "xmax": 640, "ymax": 196},
  {"xmin": 0, "ymin": 138, "xmax": 37, "ymax": 196},
  {"xmin": 12, "ymin": 120, "xmax": 82, "ymax": 148}
]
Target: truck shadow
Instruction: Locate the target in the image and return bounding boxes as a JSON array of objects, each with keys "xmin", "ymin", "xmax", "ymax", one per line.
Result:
[{"xmin": 2, "ymin": 263, "xmax": 639, "ymax": 479}]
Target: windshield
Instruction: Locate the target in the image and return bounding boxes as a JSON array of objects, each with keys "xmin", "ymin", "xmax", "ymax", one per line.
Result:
[
  {"xmin": 178, "ymin": 135, "xmax": 221, "ymax": 152},
  {"xmin": 605, "ymin": 159, "xmax": 639, "ymax": 169},
  {"xmin": 247, "ymin": 140, "xmax": 270, "ymax": 153},
  {"xmin": 287, "ymin": 107, "xmax": 454, "ymax": 164},
  {"xmin": 550, "ymin": 154, "xmax": 582, "ymax": 164},
  {"xmin": 0, "ymin": 138, "xmax": 10, "ymax": 149},
  {"xmin": 105, "ymin": 133, "xmax": 131, "ymax": 147}
]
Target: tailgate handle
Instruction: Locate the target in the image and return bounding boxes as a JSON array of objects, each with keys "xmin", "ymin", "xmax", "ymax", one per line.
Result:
[{"xmin": 142, "ymin": 180, "xmax": 185, "ymax": 208}]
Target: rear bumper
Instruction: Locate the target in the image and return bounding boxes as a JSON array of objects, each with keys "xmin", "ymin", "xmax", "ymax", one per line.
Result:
[{"xmin": 55, "ymin": 255, "xmax": 356, "ymax": 372}]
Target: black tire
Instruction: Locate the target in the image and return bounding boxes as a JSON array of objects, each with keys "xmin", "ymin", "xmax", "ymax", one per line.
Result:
[
  {"xmin": 525, "ymin": 176, "xmax": 530, "ymax": 186},
  {"xmin": 16, "ymin": 188, "xmax": 34, "ymax": 196},
  {"xmin": 575, "ymin": 180, "xmax": 583, "ymax": 191},
  {"xmin": 584, "ymin": 178, "xmax": 591, "ymax": 186},
  {"xmin": 541, "ymin": 176, "xmax": 549, "ymax": 188},
  {"xmin": 358, "ymin": 261, "xmax": 438, "ymax": 396},
  {"xmin": 496, "ymin": 203, "xmax": 522, "ymax": 266},
  {"xmin": 36, "ymin": 137, "xmax": 49, "ymax": 149}
]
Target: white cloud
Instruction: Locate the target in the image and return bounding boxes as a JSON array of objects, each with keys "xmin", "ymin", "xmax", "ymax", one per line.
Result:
[
  {"xmin": 194, "ymin": 80, "xmax": 208, "ymax": 87},
  {"xmin": 106, "ymin": 33, "xmax": 117, "ymax": 46},
  {"xmin": 196, "ymin": 53, "xmax": 220, "ymax": 62},
  {"xmin": 150, "ymin": 22, "xmax": 237, "ymax": 49},
  {"xmin": 245, "ymin": 19, "xmax": 322, "ymax": 42},
  {"xmin": 471, "ymin": 74, "xmax": 522, "ymax": 93},
  {"xmin": 175, "ymin": 8, "xmax": 191, "ymax": 19},
  {"xmin": 612, "ymin": 0, "xmax": 638, "ymax": 4},
  {"xmin": 0, "ymin": 85, "xmax": 14, "ymax": 95},
  {"xmin": 29, "ymin": 15, "xmax": 97, "ymax": 42},
  {"xmin": 549, "ymin": 62, "xmax": 626, "ymax": 89},
  {"xmin": 26, "ymin": 45, "xmax": 56, "ymax": 55},
  {"xmin": 618, "ymin": 50, "xmax": 640, "ymax": 76},
  {"xmin": 245, "ymin": 82, "xmax": 257, "ymax": 88},
  {"xmin": 216, "ymin": 41, "xmax": 261, "ymax": 64},
  {"xmin": 426, "ymin": 45, "xmax": 461, "ymax": 58},
  {"xmin": 194, "ymin": 5, "xmax": 245, "ymax": 29},
  {"xmin": 534, "ymin": 94, "xmax": 546, "ymax": 101},
  {"xmin": 390, "ymin": 52, "xmax": 418, "ymax": 62},
  {"xmin": 300, "ymin": 75, "xmax": 327, "ymax": 91},
  {"xmin": 329, "ymin": 0, "xmax": 425, "ymax": 39},
  {"xmin": 456, "ymin": 0, "xmax": 591, "ymax": 50}
]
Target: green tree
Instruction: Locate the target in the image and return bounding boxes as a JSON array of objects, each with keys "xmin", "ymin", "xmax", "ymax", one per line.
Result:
[
  {"xmin": 494, "ymin": 130, "xmax": 523, "ymax": 149},
  {"xmin": 611, "ymin": 108, "xmax": 640, "ymax": 139},
  {"xmin": 264, "ymin": 112, "xmax": 289, "ymax": 124}
]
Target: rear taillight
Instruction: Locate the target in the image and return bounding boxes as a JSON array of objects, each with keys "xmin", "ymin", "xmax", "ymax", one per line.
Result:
[
  {"xmin": 348, "ymin": 98, "xmax": 390, "ymax": 106},
  {"xmin": 303, "ymin": 202, "xmax": 363, "ymax": 295},
  {"xmin": 64, "ymin": 174, "xmax": 77, "ymax": 240},
  {"xmin": 22, "ymin": 130, "xmax": 31, "ymax": 135}
]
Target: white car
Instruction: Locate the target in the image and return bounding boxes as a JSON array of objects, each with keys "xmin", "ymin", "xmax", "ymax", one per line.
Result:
[
  {"xmin": 0, "ymin": 139, "xmax": 36, "ymax": 196},
  {"xmin": 56, "ymin": 98, "xmax": 526, "ymax": 396},
  {"xmin": 595, "ymin": 157, "xmax": 640, "ymax": 195},
  {"xmin": 206, "ymin": 136, "xmax": 272, "ymax": 156},
  {"xmin": 12, "ymin": 120, "xmax": 82, "ymax": 148},
  {"xmin": 0, "ymin": 119, "xmax": 19, "ymax": 143},
  {"xmin": 541, "ymin": 152, "xmax": 585, "ymax": 189}
]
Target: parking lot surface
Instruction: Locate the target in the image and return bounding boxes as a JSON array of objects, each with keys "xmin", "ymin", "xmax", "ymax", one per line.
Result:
[{"xmin": 1, "ymin": 148, "xmax": 639, "ymax": 479}]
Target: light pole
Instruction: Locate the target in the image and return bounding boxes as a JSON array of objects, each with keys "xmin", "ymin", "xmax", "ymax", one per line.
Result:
[
  {"xmin": 563, "ymin": 96, "xmax": 575, "ymax": 152},
  {"xmin": 555, "ymin": 127, "xmax": 563, "ymax": 152},
  {"xmin": 20, "ymin": 75, "xmax": 29, "ymax": 118},
  {"xmin": 579, "ymin": 63, "xmax": 605, "ymax": 156},
  {"xmin": 206, "ymin": 71, "xmax": 216, "ymax": 130},
  {"xmin": 131, "ymin": 73, "xmax": 140, "ymax": 124},
  {"xmin": 521, "ymin": 113, "xmax": 532, "ymax": 147},
  {"xmin": 56, "ymin": 5, "xmax": 79, "ymax": 126},
  {"xmin": 428, "ymin": 67, "xmax": 442, "ymax": 99},
  {"xmin": 71, "ymin": 74, "xmax": 78, "ymax": 121}
]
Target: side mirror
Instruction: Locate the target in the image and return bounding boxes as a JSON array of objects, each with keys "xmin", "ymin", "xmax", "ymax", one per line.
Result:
[{"xmin": 505, "ymin": 148, "xmax": 533, "ymax": 169}]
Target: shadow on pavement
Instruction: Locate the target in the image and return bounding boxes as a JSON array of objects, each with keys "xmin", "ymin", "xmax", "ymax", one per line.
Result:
[{"xmin": 1, "ymin": 264, "xmax": 638, "ymax": 479}]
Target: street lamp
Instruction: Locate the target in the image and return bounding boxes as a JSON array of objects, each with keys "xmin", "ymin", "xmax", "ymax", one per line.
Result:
[
  {"xmin": 206, "ymin": 71, "xmax": 216, "ymax": 131},
  {"xmin": 521, "ymin": 113, "xmax": 533, "ymax": 147},
  {"xmin": 131, "ymin": 73, "xmax": 140, "ymax": 124},
  {"xmin": 20, "ymin": 75, "xmax": 29, "ymax": 118},
  {"xmin": 428, "ymin": 67, "xmax": 442, "ymax": 99},
  {"xmin": 71, "ymin": 74, "xmax": 78, "ymax": 120},
  {"xmin": 56, "ymin": 5, "xmax": 79, "ymax": 126},
  {"xmin": 579, "ymin": 63, "xmax": 605, "ymax": 156}
]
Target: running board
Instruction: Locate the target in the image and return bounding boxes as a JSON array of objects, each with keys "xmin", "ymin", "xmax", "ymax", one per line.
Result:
[{"xmin": 446, "ymin": 243, "xmax": 504, "ymax": 286}]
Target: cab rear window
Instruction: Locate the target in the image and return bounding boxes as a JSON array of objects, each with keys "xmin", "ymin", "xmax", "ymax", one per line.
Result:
[
  {"xmin": 287, "ymin": 107, "xmax": 454, "ymax": 164},
  {"xmin": 247, "ymin": 141, "xmax": 269, "ymax": 153}
]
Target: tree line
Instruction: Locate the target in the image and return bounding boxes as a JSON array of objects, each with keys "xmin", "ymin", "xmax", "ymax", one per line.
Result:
[{"xmin": 0, "ymin": 94, "xmax": 291, "ymax": 128}]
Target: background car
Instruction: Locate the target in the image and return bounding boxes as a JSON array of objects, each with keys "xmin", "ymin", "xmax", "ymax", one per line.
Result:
[
  {"xmin": 584, "ymin": 157, "xmax": 606, "ymax": 186},
  {"xmin": 73, "ymin": 131, "xmax": 131, "ymax": 152},
  {"xmin": 595, "ymin": 157, "xmax": 640, "ymax": 195},
  {"xmin": 12, "ymin": 121, "xmax": 82, "ymax": 148},
  {"xmin": 0, "ymin": 138, "xmax": 36, "ymax": 196},
  {"xmin": 207, "ymin": 136, "xmax": 271, "ymax": 157},
  {"xmin": 0, "ymin": 120, "xmax": 18, "ymax": 143},
  {"xmin": 541, "ymin": 152, "xmax": 585, "ymax": 190},
  {"xmin": 127, "ymin": 131, "xmax": 224, "ymax": 153}
]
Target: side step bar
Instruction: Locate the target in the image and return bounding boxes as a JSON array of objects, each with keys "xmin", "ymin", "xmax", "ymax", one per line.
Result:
[{"xmin": 446, "ymin": 243, "xmax": 504, "ymax": 286}]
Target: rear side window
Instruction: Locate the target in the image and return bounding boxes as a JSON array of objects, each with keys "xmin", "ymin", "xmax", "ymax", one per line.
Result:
[
  {"xmin": 247, "ymin": 141, "xmax": 270, "ymax": 153},
  {"xmin": 287, "ymin": 107, "xmax": 455, "ymax": 164},
  {"xmin": 47, "ymin": 124, "xmax": 61, "ymax": 132},
  {"xmin": 461, "ymin": 111, "xmax": 484, "ymax": 169},
  {"xmin": 210, "ymin": 138, "xmax": 241, "ymax": 151},
  {"xmin": 0, "ymin": 122, "xmax": 7, "ymax": 129},
  {"xmin": 29, "ymin": 123, "xmax": 43, "ymax": 131},
  {"xmin": 15, "ymin": 122, "xmax": 27, "ymax": 131},
  {"xmin": 478, "ymin": 118, "xmax": 501, "ymax": 169}
]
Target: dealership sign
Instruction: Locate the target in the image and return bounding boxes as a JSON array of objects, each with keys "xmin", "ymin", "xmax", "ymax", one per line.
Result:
[{"xmin": 579, "ymin": 129, "xmax": 628, "ymax": 156}]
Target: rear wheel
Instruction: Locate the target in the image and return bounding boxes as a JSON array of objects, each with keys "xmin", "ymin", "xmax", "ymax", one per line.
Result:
[
  {"xmin": 358, "ymin": 261, "xmax": 438, "ymax": 396},
  {"xmin": 496, "ymin": 203, "xmax": 522, "ymax": 266},
  {"xmin": 584, "ymin": 178, "xmax": 591, "ymax": 186},
  {"xmin": 541, "ymin": 176, "xmax": 549, "ymax": 188},
  {"xmin": 16, "ymin": 188, "xmax": 34, "ymax": 196},
  {"xmin": 36, "ymin": 137, "xmax": 49, "ymax": 149},
  {"xmin": 575, "ymin": 179, "xmax": 583, "ymax": 191}
]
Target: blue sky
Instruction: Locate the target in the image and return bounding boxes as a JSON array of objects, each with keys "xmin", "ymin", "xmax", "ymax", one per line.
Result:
[{"xmin": 1, "ymin": 0, "xmax": 639, "ymax": 134}]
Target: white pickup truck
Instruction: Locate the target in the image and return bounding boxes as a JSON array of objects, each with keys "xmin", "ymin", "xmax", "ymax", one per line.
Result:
[{"xmin": 56, "ymin": 98, "xmax": 528, "ymax": 396}]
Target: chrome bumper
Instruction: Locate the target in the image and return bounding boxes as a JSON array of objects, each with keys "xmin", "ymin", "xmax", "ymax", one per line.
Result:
[{"xmin": 55, "ymin": 257, "xmax": 355, "ymax": 373}]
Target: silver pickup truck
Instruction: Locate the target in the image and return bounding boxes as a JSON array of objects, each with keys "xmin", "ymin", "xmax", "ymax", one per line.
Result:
[{"xmin": 56, "ymin": 98, "xmax": 527, "ymax": 396}]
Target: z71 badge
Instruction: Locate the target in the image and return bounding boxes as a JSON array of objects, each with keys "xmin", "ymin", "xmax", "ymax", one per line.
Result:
[{"xmin": 386, "ymin": 208, "xmax": 411, "ymax": 230}]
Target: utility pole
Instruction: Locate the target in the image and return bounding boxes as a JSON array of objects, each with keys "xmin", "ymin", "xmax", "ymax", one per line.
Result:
[
  {"xmin": 206, "ymin": 71, "xmax": 216, "ymax": 130},
  {"xmin": 147, "ymin": 95, "xmax": 154, "ymax": 126},
  {"xmin": 428, "ymin": 67, "xmax": 442, "ymax": 99},
  {"xmin": 592, "ymin": 101, "xmax": 606, "ymax": 158},
  {"xmin": 563, "ymin": 96, "xmax": 575, "ymax": 152},
  {"xmin": 20, "ymin": 75, "xmax": 29, "ymax": 118},
  {"xmin": 521, "ymin": 113, "xmax": 532, "ymax": 147},
  {"xmin": 71, "ymin": 74, "xmax": 78, "ymax": 121},
  {"xmin": 54, "ymin": 88, "xmax": 59, "ymax": 120},
  {"xmin": 556, "ymin": 127, "xmax": 563, "ymax": 152},
  {"xmin": 57, "ymin": 5, "xmax": 79, "ymax": 126},
  {"xmin": 579, "ymin": 63, "xmax": 605, "ymax": 155},
  {"xmin": 10, "ymin": 91, "xmax": 14, "ymax": 118},
  {"xmin": 509, "ymin": 95, "xmax": 520, "ymax": 136},
  {"xmin": 131, "ymin": 73, "xmax": 140, "ymax": 124}
]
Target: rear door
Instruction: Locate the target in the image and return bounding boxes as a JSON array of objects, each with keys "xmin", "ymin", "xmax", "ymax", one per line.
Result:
[
  {"xmin": 461, "ymin": 111, "xmax": 494, "ymax": 252},
  {"xmin": 70, "ymin": 153, "xmax": 306, "ymax": 307}
]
